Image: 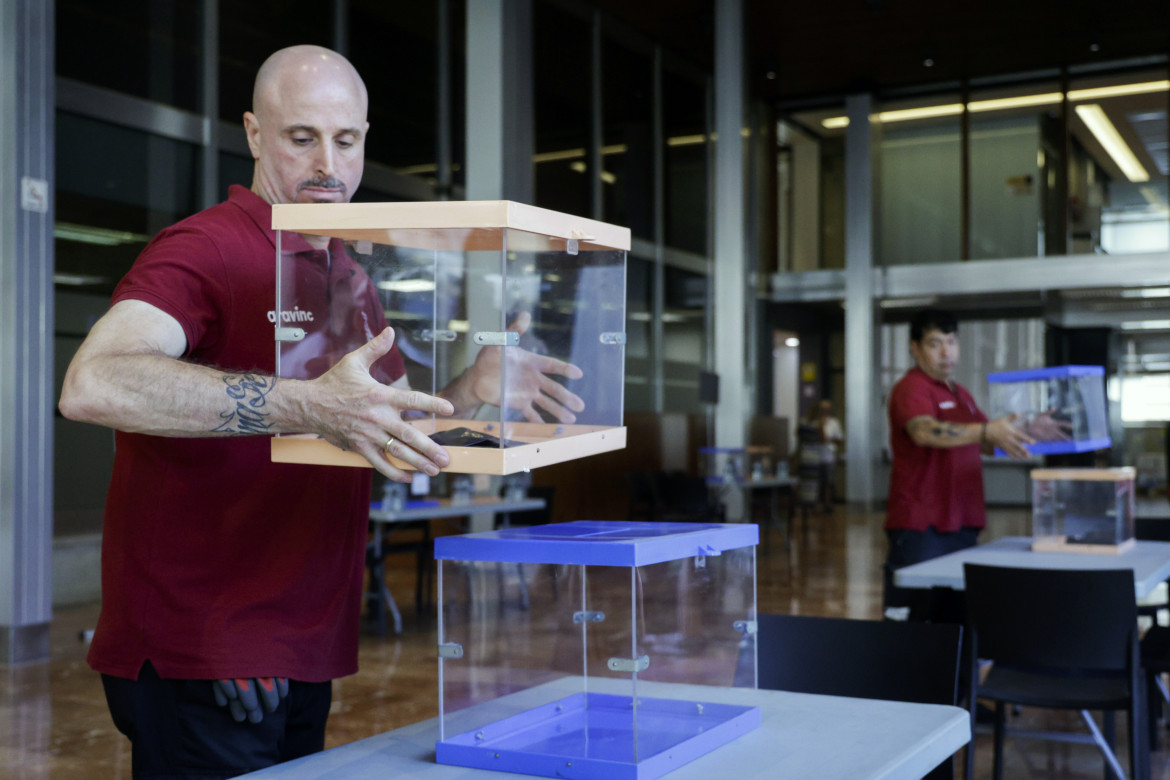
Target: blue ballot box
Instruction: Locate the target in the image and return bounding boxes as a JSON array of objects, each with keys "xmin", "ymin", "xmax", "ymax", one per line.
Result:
[
  {"xmin": 433, "ymin": 521, "xmax": 760, "ymax": 780},
  {"xmin": 987, "ymin": 365, "xmax": 1110, "ymax": 455}
]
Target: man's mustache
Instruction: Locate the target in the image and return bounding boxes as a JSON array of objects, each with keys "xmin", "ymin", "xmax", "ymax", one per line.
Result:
[{"xmin": 297, "ymin": 177, "xmax": 347, "ymax": 195}]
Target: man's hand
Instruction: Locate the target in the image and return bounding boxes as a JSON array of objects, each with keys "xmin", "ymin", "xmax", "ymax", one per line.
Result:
[
  {"xmin": 294, "ymin": 328, "xmax": 454, "ymax": 482},
  {"xmin": 984, "ymin": 414, "xmax": 1035, "ymax": 459},
  {"xmin": 459, "ymin": 312, "xmax": 585, "ymax": 423},
  {"xmin": 213, "ymin": 677, "xmax": 289, "ymax": 724},
  {"xmin": 1020, "ymin": 409, "xmax": 1074, "ymax": 442}
]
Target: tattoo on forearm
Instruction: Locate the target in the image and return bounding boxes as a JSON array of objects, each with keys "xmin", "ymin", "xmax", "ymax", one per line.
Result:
[
  {"xmin": 212, "ymin": 374, "xmax": 276, "ymax": 434},
  {"xmin": 929, "ymin": 422, "xmax": 964, "ymax": 438}
]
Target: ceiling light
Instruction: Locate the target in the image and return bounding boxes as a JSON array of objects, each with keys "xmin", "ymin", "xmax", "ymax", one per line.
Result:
[
  {"xmin": 1068, "ymin": 80, "xmax": 1170, "ymax": 101},
  {"xmin": 819, "ymin": 80, "xmax": 1170, "ymax": 130},
  {"xmin": 968, "ymin": 93, "xmax": 1063, "ymax": 112},
  {"xmin": 785, "ymin": 337, "xmax": 800, "ymax": 347},
  {"xmin": 1075, "ymin": 104, "xmax": 1149, "ymax": 182}
]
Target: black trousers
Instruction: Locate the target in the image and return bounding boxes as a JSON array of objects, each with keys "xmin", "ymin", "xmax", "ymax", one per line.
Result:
[
  {"xmin": 101, "ymin": 661, "xmax": 332, "ymax": 779},
  {"xmin": 883, "ymin": 526, "xmax": 979, "ymax": 624}
]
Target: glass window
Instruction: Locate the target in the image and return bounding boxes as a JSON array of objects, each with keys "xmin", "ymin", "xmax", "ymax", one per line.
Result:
[
  {"xmin": 663, "ymin": 66, "xmax": 708, "ymax": 255},
  {"xmin": 625, "ymin": 255, "xmax": 652, "ymax": 412},
  {"xmin": 56, "ymin": 112, "xmax": 200, "ymax": 294},
  {"xmin": 533, "ymin": 2, "xmax": 592, "ymax": 218},
  {"xmin": 966, "ymin": 81, "xmax": 1063, "ymax": 260},
  {"xmin": 350, "ymin": 1, "xmax": 439, "ymax": 172},
  {"xmin": 663, "ymin": 265, "xmax": 707, "ymax": 413},
  {"xmin": 1068, "ymin": 69, "xmax": 1169, "ymax": 256},
  {"xmin": 876, "ymin": 94, "xmax": 963, "ymax": 265},
  {"xmin": 218, "ymin": 4, "xmax": 334, "ymax": 124},
  {"xmin": 602, "ymin": 36, "xmax": 654, "ymax": 240},
  {"xmin": 57, "ymin": 0, "xmax": 202, "ymax": 111},
  {"xmin": 776, "ymin": 110, "xmax": 846, "ymax": 271}
]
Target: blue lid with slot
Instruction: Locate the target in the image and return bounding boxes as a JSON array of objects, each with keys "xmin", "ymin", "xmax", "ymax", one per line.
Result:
[
  {"xmin": 434, "ymin": 520, "xmax": 758, "ymax": 566},
  {"xmin": 987, "ymin": 365, "xmax": 1104, "ymax": 382}
]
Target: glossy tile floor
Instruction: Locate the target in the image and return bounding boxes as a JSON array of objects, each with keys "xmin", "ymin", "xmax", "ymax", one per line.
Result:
[{"xmin": 3, "ymin": 504, "xmax": 1169, "ymax": 779}]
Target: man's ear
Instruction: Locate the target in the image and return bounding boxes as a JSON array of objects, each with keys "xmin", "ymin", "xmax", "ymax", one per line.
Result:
[{"xmin": 243, "ymin": 111, "xmax": 261, "ymax": 161}]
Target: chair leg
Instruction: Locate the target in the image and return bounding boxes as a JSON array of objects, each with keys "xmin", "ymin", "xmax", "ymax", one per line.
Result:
[{"xmin": 993, "ymin": 701, "xmax": 1006, "ymax": 780}]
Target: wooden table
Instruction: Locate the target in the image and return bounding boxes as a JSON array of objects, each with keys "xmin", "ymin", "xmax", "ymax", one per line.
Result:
[
  {"xmin": 367, "ymin": 496, "xmax": 547, "ymax": 635},
  {"xmin": 893, "ymin": 535, "xmax": 1170, "ymax": 598},
  {"xmin": 243, "ymin": 677, "xmax": 970, "ymax": 780}
]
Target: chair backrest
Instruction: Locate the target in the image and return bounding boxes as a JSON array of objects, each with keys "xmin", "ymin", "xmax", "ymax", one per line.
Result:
[
  {"xmin": 1135, "ymin": 517, "xmax": 1170, "ymax": 542},
  {"xmin": 757, "ymin": 613, "xmax": 963, "ymax": 706},
  {"xmin": 963, "ymin": 563, "xmax": 1136, "ymax": 672}
]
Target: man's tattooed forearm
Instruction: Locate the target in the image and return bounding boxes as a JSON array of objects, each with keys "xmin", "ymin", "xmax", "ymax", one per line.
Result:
[
  {"xmin": 212, "ymin": 374, "xmax": 277, "ymax": 434},
  {"xmin": 929, "ymin": 422, "xmax": 963, "ymax": 438}
]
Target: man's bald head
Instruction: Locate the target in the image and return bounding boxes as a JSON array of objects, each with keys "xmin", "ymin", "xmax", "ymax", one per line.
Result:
[
  {"xmin": 252, "ymin": 45, "xmax": 368, "ymax": 120},
  {"xmin": 244, "ymin": 46, "xmax": 370, "ymax": 206}
]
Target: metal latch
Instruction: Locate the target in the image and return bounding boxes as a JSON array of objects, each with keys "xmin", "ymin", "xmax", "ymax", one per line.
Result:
[
  {"xmin": 419, "ymin": 329, "xmax": 458, "ymax": 342},
  {"xmin": 573, "ymin": 611, "xmax": 605, "ymax": 624},
  {"xmin": 438, "ymin": 643, "xmax": 464, "ymax": 659},
  {"xmin": 600, "ymin": 332, "xmax": 627, "ymax": 345},
  {"xmin": 607, "ymin": 655, "xmax": 650, "ymax": 673},
  {"xmin": 473, "ymin": 331, "xmax": 520, "ymax": 347},
  {"xmin": 275, "ymin": 327, "xmax": 305, "ymax": 342},
  {"xmin": 734, "ymin": 620, "xmax": 758, "ymax": 636}
]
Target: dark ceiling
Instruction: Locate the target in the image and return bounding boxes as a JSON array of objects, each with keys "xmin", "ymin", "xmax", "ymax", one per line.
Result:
[{"xmin": 589, "ymin": 0, "xmax": 1170, "ymax": 104}]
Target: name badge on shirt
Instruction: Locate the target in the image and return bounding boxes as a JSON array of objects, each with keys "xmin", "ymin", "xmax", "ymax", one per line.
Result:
[{"xmin": 939, "ymin": 401, "xmax": 957, "ymax": 409}]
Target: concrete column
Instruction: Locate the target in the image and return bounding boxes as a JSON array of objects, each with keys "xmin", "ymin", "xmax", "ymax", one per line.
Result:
[
  {"xmin": 0, "ymin": 0, "xmax": 55, "ymax": 665},
  {"xmin": 713, "ymin": 0, "xmax": 748, "ymax": 518},
  {"xmin": 843, "ymin": 93, "xmax": 882, "ymax": 508},
  {"xmin": 465, "ymin": 0, "xmax": 533, "ymax": 203}
]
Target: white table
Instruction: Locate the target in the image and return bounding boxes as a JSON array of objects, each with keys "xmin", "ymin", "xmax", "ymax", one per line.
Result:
[
  {"xmin": 894, "ymin": 535, "xmax": 1170, "ymax": 598},
  {"xmin": 367, "ymin": 496, "xmax": 547, "ymax": 635},
  {"xmin": 243, "ymin": 677, "xmax": 970, "ymax": 780}
]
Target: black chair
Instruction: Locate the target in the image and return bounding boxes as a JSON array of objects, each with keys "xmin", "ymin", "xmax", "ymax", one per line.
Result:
[
  {"xmin": 963, "ymin": 563, "xmax": 1144, "ymax": 780},
  {"xmin": 757, "ymin": 613, "xmax": 963, "ymax": 780},
  {"xmin": 1135, "ymin": 517, "xmax": 1170, "ymax": 746}
]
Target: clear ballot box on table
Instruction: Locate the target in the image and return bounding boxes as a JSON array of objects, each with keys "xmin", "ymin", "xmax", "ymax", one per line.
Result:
[
  {"xmin": 268, "ymin": 201, "xmax": 629, "ymax": 474},
  {"xmin": 434, "ymin": 521, "xmax": 761, "ymax": 780},
  {"xmin": 986, "ymin": 365, "xmax": 1110, "ymax": 455},
  {"xmin": 1031, "ymin": 467, "xmax": 1136, "ymax": 554}
]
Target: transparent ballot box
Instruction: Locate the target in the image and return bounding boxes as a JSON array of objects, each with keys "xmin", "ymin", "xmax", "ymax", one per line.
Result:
[
  {"xmin": 986, "ymin": 365, "xmax": 1110, "ymax": 455},
  {"xmin": 434, "ymin": 521, "xmax": 760, "ymax": 780},
  {"xmin": 1031, "ymin": 467, "xmax": 1136, "ymax": 554},
  {"xmin": 269, "ymin": 200, "xmax": 629, "ymax": 475},
  {"xmin": 700, "ymin": 446, "xmax": 774, "ymax": 484}
]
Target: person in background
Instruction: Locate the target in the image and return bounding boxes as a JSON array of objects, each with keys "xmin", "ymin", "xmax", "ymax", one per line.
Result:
[
  {"xmin": 812, "ymin": 399, "xmax": 843, "ymax": 511},
  {"xmin": 58, "ymin": 44, "xmax": 580, "ymax": 779},
  {"xmin": 882, "ymin": 309, "xmax": 1035, "ymax": 622}
]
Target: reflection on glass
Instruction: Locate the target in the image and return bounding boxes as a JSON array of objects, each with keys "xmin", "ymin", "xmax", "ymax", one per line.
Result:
[
  {"xmin": 776, "ymin": 116, "xmax": 845, "ymax": 271},
  {"xmin": 625, "ymin": 256, "xmax": 652, "ymax": 412},
  {"xmin": 57, "ymin": 0, "xmax": 202, "ymax": 110},
  {"xmin": 663, "ymin": 266, "xmax": 706, "ymax": 413},
  {"xmin": 877, "ymin": 98, "xmax": 962, "ymax": 265},
  {"xmin": 218, "ymin": 4, "xmax": 333, "ymax": 123},
  {"xmin": 350, "ymin": 1, "xmax": 439, "ymax": 172},
  {"xmin": 663, "ymin": 67, "xmax": 708, "ymax": 254},
  {"xmin": 534, "ymin": 2, "xmax": 592, "ymax": 218},
  {"xmin": 1068, "ymin": 72, "xmax": 1169, "ymax": 255},
  {"xmin": 55, "ymin": 112, "xmax": 200, "ymax": 294},
  {"xmin": 603, "ymin": 37, "xmax": 654, "ymax": 240}
]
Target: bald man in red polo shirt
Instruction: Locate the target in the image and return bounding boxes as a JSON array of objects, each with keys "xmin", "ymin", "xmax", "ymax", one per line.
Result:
[{"xmin": 882, "ymin": 309, "xmax": 1035, "ymax": 621}]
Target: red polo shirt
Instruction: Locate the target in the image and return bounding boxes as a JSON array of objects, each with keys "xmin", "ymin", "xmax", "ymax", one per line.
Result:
[
  {"xmin": 885, "ymin": 367, "xmax": 989, "ymax": 533},
  {"xmin": 89, "ymin": 186, "xmax": 404, "ymax": 682}
]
